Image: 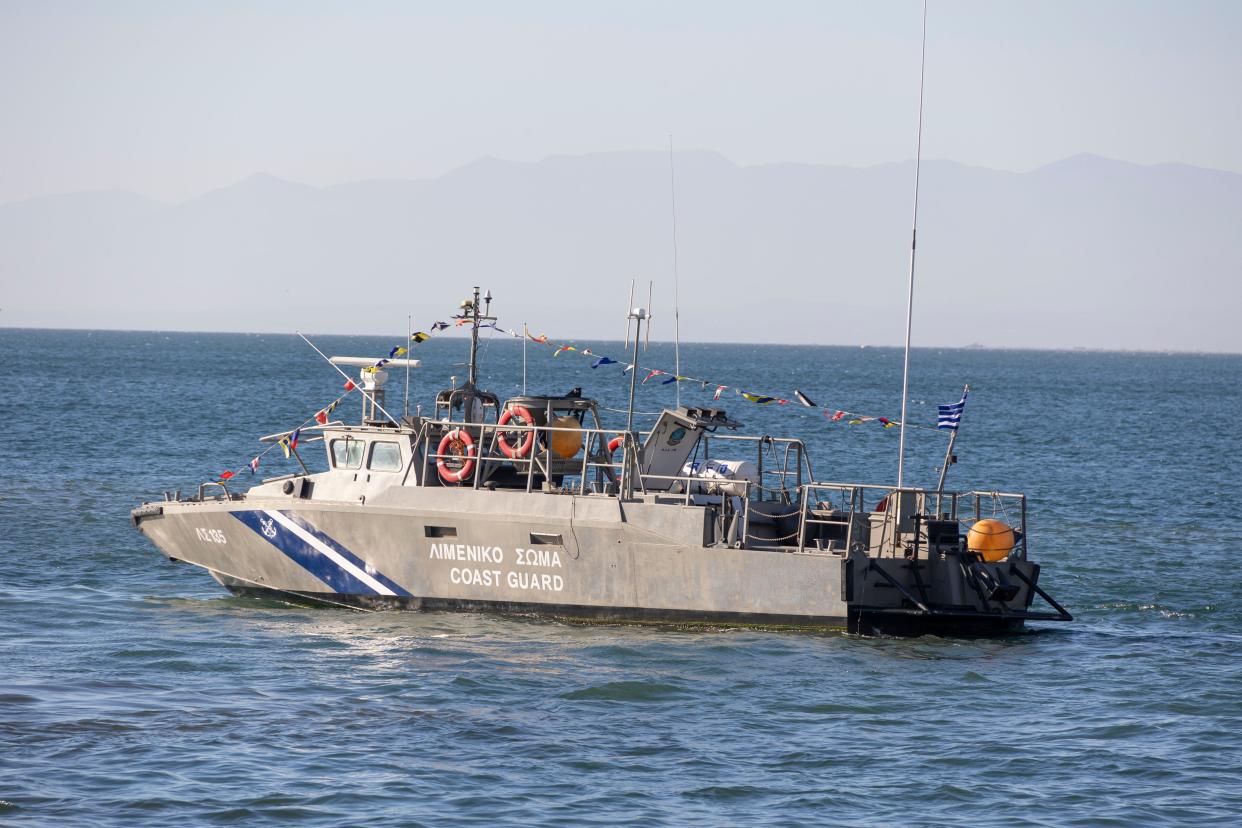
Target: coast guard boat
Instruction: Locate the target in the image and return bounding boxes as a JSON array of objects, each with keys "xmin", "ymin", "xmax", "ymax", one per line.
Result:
[{"xmin": 132, "ymin": 289, "xmax": 1071, "ymax": 635}]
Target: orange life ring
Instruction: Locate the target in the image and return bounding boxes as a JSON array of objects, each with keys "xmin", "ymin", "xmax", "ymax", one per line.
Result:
[
  {"xmin": 437, "ymin": 429, "xmax": 476, "ymax": 483},
  {"xmin": 607, "ymin": 435, "xmax": 626, "ymax": 456},
  {"xmin": 497, "ymin": 405, "xmax": 535, "ymax": 459}
]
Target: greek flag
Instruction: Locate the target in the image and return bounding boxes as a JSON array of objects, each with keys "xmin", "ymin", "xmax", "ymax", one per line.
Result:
[{"xmin": 938, "ymin": 390, "xmax": 969, "ymax": 431}]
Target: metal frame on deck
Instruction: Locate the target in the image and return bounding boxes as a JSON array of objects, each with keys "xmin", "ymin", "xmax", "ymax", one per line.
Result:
[
  {"xmin": 406, "ymin": 414, "xmax": 1028, "ymax": 558},
  {"xmin": 189, "ymin": 413, "xmax": 1031, "ymax": 564}
]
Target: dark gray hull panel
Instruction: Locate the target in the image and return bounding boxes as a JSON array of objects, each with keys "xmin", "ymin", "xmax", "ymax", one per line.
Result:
[
  {"xmin": 220, "ymin": 582, "xmax": 854, "ymax": 630},
  {"xmin": 219, "ymin": 584, "xmax": 1031, "ymax": 635}
]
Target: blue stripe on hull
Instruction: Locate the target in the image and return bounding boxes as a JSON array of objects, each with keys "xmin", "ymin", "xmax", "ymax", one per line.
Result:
[
  {"xmin": 276, "ymin": 510, "xmax": 412, "ymax": 597},
  {"xmin": 229, "ymin": 510, "xmax": 411, "ymax": 597}
]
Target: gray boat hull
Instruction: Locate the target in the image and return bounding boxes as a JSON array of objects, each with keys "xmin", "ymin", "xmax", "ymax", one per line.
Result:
[{"xmin": 133, "ymin": 485, "xmax": 1060, "ymax": 635}]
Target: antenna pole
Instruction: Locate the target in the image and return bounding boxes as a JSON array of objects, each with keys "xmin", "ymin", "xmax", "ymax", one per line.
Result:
[
  {"xmin": 404, "ymin": 313, "xmax": 412, "ymax": 419},
  {"xmin": 625, "ymin": 315, "xmax": 644, "ymax": 438},
  {"xmin": 296, "ymin": 332, "xmax": 401, "ymax": 426},
  {"xmin": 522, "ymin": 322, "xmax": 528, "ymax": 395},
  {"xmin": 624, "ymin": 307, "xmax": 646, "ymax": 499},
  {"xmin": 897, "ymin": 0, "xmax": 928, "ymax": 490},
  {"xmin": 467, "ymin": 285, "xmax": 481, "ymax": 387},
  {"xmin": 669, "ymin": 135, "xmax": 682, "ymax": 408},
  {"xmin": 624, "ymin": 280, "xmax": 636, "ymax": 348},
  {"xmin": 645, "ymin": 281, "xmax": 653, "ymax": 350}
]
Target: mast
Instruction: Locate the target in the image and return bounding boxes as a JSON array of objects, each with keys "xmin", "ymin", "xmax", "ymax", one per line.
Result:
[
  {"xmin": 624, "ymin": 309, "xmax": 646, "ymax": 439},
  {"xmin": 621, "ymin": 280, "xmax": 650, "ymax": 498},
  {"xmin": 669, "ymin": 135, "xmax": 682, "ymax": 408},
  {"xmin": 467, "ymin": 286, "xmax": 481, "ymax": 386},
  {"xmin": 404, "ymin": 313, "xmax": 412, "ymax": 418},
  {"xmin": 458, "ymin": 286, "xmax": 494, "ymax": 388},
  {"xmin": 896, "ymin": 0, "xmax": 929, "ymax": 490},
  {"xmin": 623, "ymin": 304, "xmax": 648, "ymax": 498}
]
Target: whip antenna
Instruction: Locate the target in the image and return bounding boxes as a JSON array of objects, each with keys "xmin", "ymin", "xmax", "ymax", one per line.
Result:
[
  {"xmin": 624, "ymin": 280, "xmax": 636, "ymax": 349},
  {"xmin": 404, "ymin": 314, "xmax": 412, "ymax": 418},
  {"xmin": 897, "ymin": 0, "xmax": 929, "ymax": 490},
  {"xmin": 645, "ymin": 280, "xmax": 653, "ymax": 350},
  {"xmin": 669, "ymin": 135, "xmax": 682, "ymax": 407}
]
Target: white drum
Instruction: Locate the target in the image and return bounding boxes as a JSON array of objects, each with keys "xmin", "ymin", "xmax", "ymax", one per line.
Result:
[{"xmin": 680, "ymin": 458, "xmax": 759, "ymax": 496}]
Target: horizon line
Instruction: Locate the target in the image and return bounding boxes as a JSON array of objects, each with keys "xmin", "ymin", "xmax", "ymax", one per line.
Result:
[{"xmin": 2, "ymin": 324, "xmax": 1238, "ymax": 358}]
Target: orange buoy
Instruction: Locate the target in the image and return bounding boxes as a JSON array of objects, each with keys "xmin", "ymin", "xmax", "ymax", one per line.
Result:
[
  {"xmin": 967, "ymin": 519, "xmax": 1016, "ymax": 562},
  {"xmin": 549, "ymin": 415, "xmax": 583, "ymax": 459}
]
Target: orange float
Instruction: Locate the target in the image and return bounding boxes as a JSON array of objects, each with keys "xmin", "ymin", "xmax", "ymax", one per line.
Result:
[
  {"xmin": 967, "ymin": 518, "xmax": 1016, "ymax": 562},
  {"xmin": 436, "ymin": 429, "xmax": 476, "ymax": 483},
  {"xmin": 496, "ymin": 405, "xmax": 535, "ymax": 459}
]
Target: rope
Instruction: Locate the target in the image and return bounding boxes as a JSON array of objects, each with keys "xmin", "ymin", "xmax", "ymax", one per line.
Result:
[
  {"xmin": 747, "ymin": 529, "xmax": 801, "ymax": 543},
  {"xmin": 600, "ymin": 407, "xmax": 662, "ymax": 418}
]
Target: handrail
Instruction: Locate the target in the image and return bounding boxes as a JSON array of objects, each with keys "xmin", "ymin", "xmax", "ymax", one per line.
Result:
[
  {"xmin": 417, "ymin": 417, "xmax": 1031, "ymax": 512},
  {"xmin": 197, "ymin": 480, "xmax": 231, "ymax": 501},
  {"xmin": 794, "ymin": 481, "xmax": 1028, "ymax": 556},
  {"xmin": 389, "ymin": 417, "xmax": 811, "ymax": 501},
  {"xmin": 404, "ymin": 415, "xmax": 1030, "ymax": 556}
]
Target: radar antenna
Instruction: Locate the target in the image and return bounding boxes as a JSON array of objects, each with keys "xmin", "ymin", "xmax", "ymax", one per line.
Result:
[{"xmin": 453, "ymin": 286, "xmax": 496, "ymax": 388}]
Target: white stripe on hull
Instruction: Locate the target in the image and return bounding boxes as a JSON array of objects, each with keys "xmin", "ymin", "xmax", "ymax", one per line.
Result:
[{"xmin": 264, "ymin": 509, "xmax": 396, "ymax": 596}]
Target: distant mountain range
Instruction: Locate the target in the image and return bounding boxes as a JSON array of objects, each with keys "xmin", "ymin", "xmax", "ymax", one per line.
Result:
[{"xmin": 2, "ymin": 150, "xmax": 1238, "ymax": 352}]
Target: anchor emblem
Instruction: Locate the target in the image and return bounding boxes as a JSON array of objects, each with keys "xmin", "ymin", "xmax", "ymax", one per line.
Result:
[{"xmin": 259, "ymin": 516, "xmax": 278, "ymax": 539}]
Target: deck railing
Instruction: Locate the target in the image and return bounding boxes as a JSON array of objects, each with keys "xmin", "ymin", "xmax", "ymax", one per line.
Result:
[
  {"xmin": 311, "ymin": 416, "xmax": 1027, "ymax": 557},
  {"xmin": 794, "ymin": 482, "xmax": 1028, "ymax": 558},
  {"xmin": 414, "ymin": 417, "xmax": 806, "ymax": 502}
]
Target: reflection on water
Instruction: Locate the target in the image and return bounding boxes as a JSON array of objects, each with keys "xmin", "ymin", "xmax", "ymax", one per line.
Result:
[{"xmin": 2, "ymin": 330, "xmax": 1240, "ymax": 826}]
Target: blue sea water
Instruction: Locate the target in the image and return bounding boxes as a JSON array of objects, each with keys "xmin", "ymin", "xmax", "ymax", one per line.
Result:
[{"xmin": 1, "ymin": 327, "xmax": 1240, "ymax": 827}]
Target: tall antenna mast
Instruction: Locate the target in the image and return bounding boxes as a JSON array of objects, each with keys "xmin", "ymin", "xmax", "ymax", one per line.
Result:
[
  {"xmin": 645, "ymin": 280, "xmax": 653, "ymax": 351},
  {"xmin": 457, "ymin": 285, "xmax": 494, "ymax": 388},
  {"xmin": 668, "ymin": 135, "xmax": 682, "ymax": 407},
  {"xmin": 467, "ymin": 286, "xmax": 481, "ymax": 386},
  {"xmin": 624, "ymin": 280, "xmax": 636, "ymax": 347},
  {"xmin": 404, "ymin": 313, "xmax": 412, "ymax": 418},
  {"xmin": 896, "ymin": 0, "xmax": 929, "ymax": 490},
  {"xmin": 623, "ymin": 298, "xmax": 649, "ymax": 499}
]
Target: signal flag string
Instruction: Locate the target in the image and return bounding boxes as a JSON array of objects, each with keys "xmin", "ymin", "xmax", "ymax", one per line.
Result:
[
  {"xmin": 486, "ymin": 323, "xmax": 947, "ymax": 432},
  {"xmin": 216, "ymin": 311, "xmax": 957, "ymax": 481}
]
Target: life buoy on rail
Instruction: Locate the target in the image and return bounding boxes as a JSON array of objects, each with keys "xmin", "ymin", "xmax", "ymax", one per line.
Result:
[
  {"xmin": 497, "ymin": 405, "xmax": 536, "ymax": 459},
  {"xmin": 607, "ymin": 435, "xmax": 626, "ymax": 457},
  {"xmin": 437, "ymin": 429, "xmax": 476, "ymax": 483}
]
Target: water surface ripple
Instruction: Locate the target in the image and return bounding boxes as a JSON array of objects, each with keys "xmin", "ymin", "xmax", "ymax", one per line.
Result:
[{"xmin": 1, "ymin": 330, "xmax": 1239, "ymax": 826}]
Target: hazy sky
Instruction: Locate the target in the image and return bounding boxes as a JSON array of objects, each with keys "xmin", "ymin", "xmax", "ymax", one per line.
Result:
[{"xmin": 2, "ymin": 0, "xmax": 1240, "ymax": 204}]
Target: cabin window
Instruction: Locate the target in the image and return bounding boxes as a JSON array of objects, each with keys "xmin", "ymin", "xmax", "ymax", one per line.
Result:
[
  {"xmin": 529, "ymin": 532, "xmax": 563, "ymax": 546},
  {"xmin": 368, "ymin": 441, "xmax": 403, "ymax": 472},
  {"xmin": 425, "ymin": 526, "xmax": 457, "ymax": 538},
  {"xmin": 331, "ymin": 438, "xmax": 364, "ymax": 470}
]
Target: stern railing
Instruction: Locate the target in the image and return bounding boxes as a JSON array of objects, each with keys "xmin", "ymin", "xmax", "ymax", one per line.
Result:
[{"xmin": 794, "ymin": 482, "xmax": 1028, "ymax": 558}]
